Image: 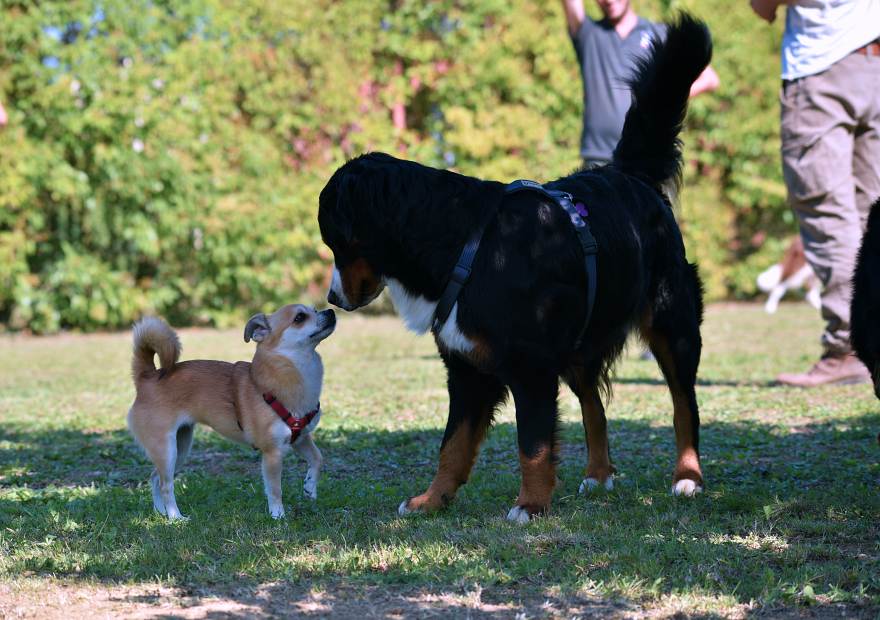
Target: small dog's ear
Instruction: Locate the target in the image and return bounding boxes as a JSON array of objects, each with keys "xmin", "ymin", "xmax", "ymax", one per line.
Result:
[{"xmin": 244, "ymin": 313, "xmax": 271, "ymax": 343}]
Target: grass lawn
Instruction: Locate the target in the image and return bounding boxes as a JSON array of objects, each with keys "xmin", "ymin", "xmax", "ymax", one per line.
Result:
[{"xmin": 1, "ymin": 303, "xmax": 878, "ymax": 618}]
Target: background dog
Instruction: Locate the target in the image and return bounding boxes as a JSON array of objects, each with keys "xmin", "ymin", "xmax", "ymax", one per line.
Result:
[
  {"xmin": 319, "ymin": 15, "xmax": 711, "ymax": 522},
  {"xmin": 756, "ymin": 236, "xmax": 821, "ymax": 314},
  {"xmin": 851, "ymin": 197, "xmax": 880, "ymax": 400},
  {"xmin": 127, "ymin": 305, "xmax": 335, "ymax": 520}
]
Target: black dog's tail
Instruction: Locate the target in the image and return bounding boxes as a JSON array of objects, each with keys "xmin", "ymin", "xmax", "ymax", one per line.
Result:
[{"xmin": 612, "ymin": 13, "xmax": 712, "ymax": 190}]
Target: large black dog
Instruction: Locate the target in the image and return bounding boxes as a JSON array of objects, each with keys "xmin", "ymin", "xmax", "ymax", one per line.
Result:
[
  {"xmin": 319, "ymin": 15, "xmax": 711, "ymax": 522},
  {"xmin": 852, "ymin": 197, "xmax": 880, "ymax": 400}
]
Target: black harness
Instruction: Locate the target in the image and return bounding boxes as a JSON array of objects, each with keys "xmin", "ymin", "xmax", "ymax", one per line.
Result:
[{"xmin": 433, "ymin": 179, "xmax": 599, "ymax": 349}]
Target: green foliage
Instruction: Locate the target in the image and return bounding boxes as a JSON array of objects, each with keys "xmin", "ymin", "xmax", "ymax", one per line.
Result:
[{"xmin": 0, "ymin": 0, "xmax": 794, "ymax": 332}]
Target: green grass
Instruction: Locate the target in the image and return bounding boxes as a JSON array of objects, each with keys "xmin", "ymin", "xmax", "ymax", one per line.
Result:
[{"xmin": 1, "ymin": 304, "xmax": 878, "ymax": 617}]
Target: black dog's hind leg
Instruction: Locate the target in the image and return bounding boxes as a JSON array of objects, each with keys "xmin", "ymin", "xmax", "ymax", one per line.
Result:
[
  {"xmin": 641, "ymin": 263, "xmax": 705, "ymax": 496},
  {"xmin": 564, "ymin": 364, "xmax": 615, "ymax": 493},
  {"xmin": 399, "ymin": 355, "xmax": 507, "ymax": 515},
  {"xmin": 506, "ymin": 368, "xmax": 559, "ymax": 523}
]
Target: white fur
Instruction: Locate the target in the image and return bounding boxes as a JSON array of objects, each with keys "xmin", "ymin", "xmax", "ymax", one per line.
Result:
[
  {"xmin": 158, "ymin": 432, "xmax": 185, "ymax": 520},
  {"xmin": 671, "ymin": 479, "xmax": 702, "ymax": 497},
  {"xmin": 756, "ymin": 264, "xmax": 782, "ymax": 292},
  {"xmin": 788, "ymin": 263, "xmax": 815, "ymax": 288},
  {"xmin": 506, "ymin": 506, "xmax": 531, "ymax": 524},
  {"xmin": 386, "ymin": 278, "xmax": 436, "ymax": 334},
  {"xmin": 150, "ymin": 470, "xmax": 166, "ymax": 515},
  {"xmin": 273, "ymin": 342, "xmax": 324, "ymax": 418},
  {"xmin": 437, "ymin": 305, "xmax": 474, "ymax": 354},
  {"xmin": 293, "ymin": 428, "xmax": 323, "ymax": 500},
  {"xmin": 398, "ymin": 500, "xmax": 413, "ymax": 516},
  {"xmin": 764, "ymin": 285, "xmax": 786, "ymax": 314},
  {"xmin": 579, "ymin": 476, "xmax": 614, "ymax": 494},
  {"xmin": 131, "ymin": 412, "xmax": 193, "ymax": 520},
  {"xmin": 806, "ymin": 284, "xmax": 821, "ymax": 310},
  {"xmin": 758, "ymin": 263, "xmax": 821, "ymax": 314},
  {"xmin": 262, "ymin": 455, "xmax": 285, "ymax": 519},
  {"xmin": 386, "ymin": 278, "xmax": 474, "ymax": 354},
  {"xmin": 329, "ymin": 266, "xmax": 351, "ymax": 308}
]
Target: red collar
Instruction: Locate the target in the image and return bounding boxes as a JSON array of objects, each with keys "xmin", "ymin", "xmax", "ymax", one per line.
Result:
[{"xmin": 263, "ymin": 393, "xmax": 319, "ymax": 444}]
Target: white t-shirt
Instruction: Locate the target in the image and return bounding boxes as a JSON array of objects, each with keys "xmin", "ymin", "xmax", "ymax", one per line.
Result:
[{"xmin": 782, "ymin": 0, "xmax": 880, "ymax": 79}]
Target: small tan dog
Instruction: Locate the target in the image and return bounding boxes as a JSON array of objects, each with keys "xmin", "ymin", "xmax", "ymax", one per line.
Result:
[{"xmin": 127, "ymin": 305, "xmax": 335, "ymax": 520}]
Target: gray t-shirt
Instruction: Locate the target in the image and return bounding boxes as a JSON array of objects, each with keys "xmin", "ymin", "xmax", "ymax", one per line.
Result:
[{"xmin": 571, "ymin": 17, "xmax": 666, "ymax": 162}]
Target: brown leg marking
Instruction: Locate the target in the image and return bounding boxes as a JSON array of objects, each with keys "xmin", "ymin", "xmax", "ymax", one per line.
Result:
[
  {"xmin": 515, "ymin": 444, "xmax": 557, "ymax": 516},
  {"xmin": 567, "ymin": 366, "xmax": 615, "ymax": 485},
  {"xmin": 643, "ymin": 325, "xmax": 703, "ymax": 488},
  {"xmin": 405, "ymin": 419, "xmax": 489, "ymax": 512},
  {"xmin": 579, "ymin": 387, "xmax": 616, "ymax": 484}
]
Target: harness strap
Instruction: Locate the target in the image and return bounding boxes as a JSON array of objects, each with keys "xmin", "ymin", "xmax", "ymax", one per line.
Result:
[
  {"xmin": 263, "ymin": 393, "xmax": 319, "ymax": 444},
  {"xmin": 433, "ymin": 195, "xmax": 502, "ymax": 332},
  {"xmin": 504, "ymin": 180, "xmax": 599, "ymax": 348},
  {"xmin": 431, "ymin": 180, "xmax": 599, "ymax": 350}
]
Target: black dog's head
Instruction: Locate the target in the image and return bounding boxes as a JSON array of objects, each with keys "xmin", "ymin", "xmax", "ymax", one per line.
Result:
[{"xmin": 318, "ymin": 153, "xmax": 399, "ymax": 311}]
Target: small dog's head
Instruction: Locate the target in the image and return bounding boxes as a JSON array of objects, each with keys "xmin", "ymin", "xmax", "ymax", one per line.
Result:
[{"xmin": 244, "ymin": 305, "xmax": 336, "ymax": 353}]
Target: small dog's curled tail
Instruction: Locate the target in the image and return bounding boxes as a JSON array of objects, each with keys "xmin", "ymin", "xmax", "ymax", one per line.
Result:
[
  {"xmin": 132, "ymin": 316, "xmax": 181, "ymax": 380},
  {"xmin": 612, "ymin": 13, "xmax": 712, "ymax": 191}
]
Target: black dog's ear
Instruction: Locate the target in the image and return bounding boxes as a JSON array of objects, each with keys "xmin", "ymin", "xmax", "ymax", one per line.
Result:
[
  {"xmin": 319, "ymin": 169, "xmax": 355, "ymax": 243},
  {"xmin": 334, "ymin": 172, "xmax": 355, "ymax": 242},
  {"xmin": 244, "ymin": 313, "xmax": 271, "ymax": 343}
]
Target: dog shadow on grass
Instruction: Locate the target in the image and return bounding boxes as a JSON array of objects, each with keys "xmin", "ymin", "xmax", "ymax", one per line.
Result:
[
  {"xmin": 616, "ymin": 376, "xmax": 780, "ymax": 388},
  {"xmin": 1, "ymin": 409, "xmax": 878, "ymax": 618}
]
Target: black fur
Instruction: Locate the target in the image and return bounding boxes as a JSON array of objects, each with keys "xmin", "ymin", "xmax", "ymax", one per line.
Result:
[
  {"xmin": 851, "ymin": 197, "xmax": 880, "ymax": 399},
  {"xmin": 613, "ymin": 14, "xmax": 712, "ymax": 189},
  {"xmin": 319, "ymin": 14, "xmax": 711, "ymax": 512}
]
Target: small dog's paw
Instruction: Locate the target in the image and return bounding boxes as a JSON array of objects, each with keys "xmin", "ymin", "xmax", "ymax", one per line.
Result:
[
  {"xmin": 579, "ymin": 476, "xmax": 614, "ymax": 494},
  {"xmin": 166, "ymin": 512, "xmax": 189, "ymax": 522},
  {"xmin": 671, "ymin": 479, "xmax": 703, "ymax": 497},
  {"xmin": 303, "ymin": 476, "xmax": 318, "ymax": 500},
  {"xmin": 506, "ymin": 506, "xmax": 531, "ymax": 525},
  {"xmin": 269, "ymin": 504, "xmax": 285, "ymax": 519},
  {"xmin": 398, "ymin": 500, "xmax": 413, "ymax": 516}
]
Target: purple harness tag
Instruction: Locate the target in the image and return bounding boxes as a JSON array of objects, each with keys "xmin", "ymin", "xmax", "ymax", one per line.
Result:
[{"xmin": 574, "ymin": 202, "xmax": 589, "ymax": 217}]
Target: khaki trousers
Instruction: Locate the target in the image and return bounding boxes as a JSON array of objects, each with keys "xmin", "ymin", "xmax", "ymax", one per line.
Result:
[{"xmin": 781, "ymin": 51, "xmax": 880, "ymax": 356}]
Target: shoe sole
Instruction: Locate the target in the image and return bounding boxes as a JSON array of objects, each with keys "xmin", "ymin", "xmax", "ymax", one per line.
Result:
[
  {"xmin": 777, "ymin": 375, "xmax": 871, "ymax": 388},
  {"xmin": 831, "ymin": 375, "xmax": 871, "ymax": 386}
]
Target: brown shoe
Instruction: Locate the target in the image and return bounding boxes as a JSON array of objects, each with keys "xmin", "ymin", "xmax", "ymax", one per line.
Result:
[{"xmin": 777, "ymin": 353, "xmax": 871, "ymax": 387}]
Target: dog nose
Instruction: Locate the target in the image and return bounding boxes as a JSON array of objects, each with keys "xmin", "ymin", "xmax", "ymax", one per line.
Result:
[
  {"xmin": 327, "ymin": 290, "xmax": 340, "ymax": 307},
  {"xmin": 323, "ymin": 309, "xmax": 336, "ymax": 325}
]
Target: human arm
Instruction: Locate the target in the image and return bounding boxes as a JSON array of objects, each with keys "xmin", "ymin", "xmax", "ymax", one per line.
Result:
[
  {"xmin": 689, "ymin": 65, "xmax": 720, "ymax": 97},
  {"xmin": 561, "ymin": 0, "xmax": 585, "ymax": 37}
]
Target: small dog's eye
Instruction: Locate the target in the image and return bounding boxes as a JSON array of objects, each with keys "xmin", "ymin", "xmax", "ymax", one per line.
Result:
[{"xmin": 293, "ymin": 312, "xmax": 307, "ymax": 324}]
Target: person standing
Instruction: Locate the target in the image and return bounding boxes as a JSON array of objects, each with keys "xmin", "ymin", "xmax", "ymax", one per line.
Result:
[
  {"xmin": 751, "ymin": 0, "xmax": 880, "ymax": 386},
  {"xmin": 562, "ymin": 0, "xmax": 719, "ymax": 168}
]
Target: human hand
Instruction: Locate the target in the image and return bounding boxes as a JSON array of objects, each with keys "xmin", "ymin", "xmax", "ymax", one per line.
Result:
[{"xmin": 750, "ymin": 0, "xmax": 781, "ymax": 23}]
